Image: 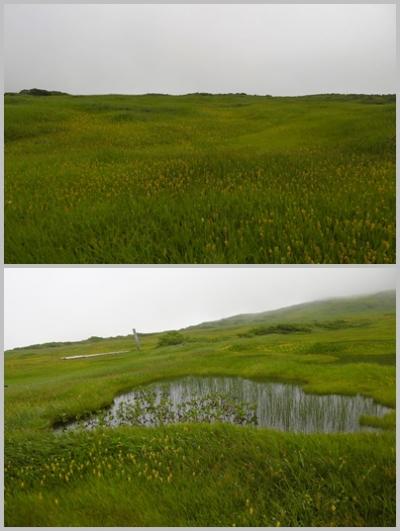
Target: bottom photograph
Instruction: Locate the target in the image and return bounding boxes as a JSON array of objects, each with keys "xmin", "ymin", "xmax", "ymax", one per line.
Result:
[{"xmin": 4, "ymin": 267, "xmax": 396, "ymax": 527}]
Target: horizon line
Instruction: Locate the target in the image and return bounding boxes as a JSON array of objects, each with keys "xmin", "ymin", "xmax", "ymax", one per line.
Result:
[
  {"xmin": 4, "ymin": 89, "xmax": 396, "ymax": 98},
  {"xmin": 5, "ymin": 288, "xmax": 395, "ymax": 352}
]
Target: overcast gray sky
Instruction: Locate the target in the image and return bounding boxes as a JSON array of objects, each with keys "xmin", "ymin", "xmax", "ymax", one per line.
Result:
[
  {"xmin": 5, "ymin": 4, "xmax": 396, "ymax": 95},
  {"xmin": 4, "ymin": 267, "xmax": 396, "ymax": 350}
]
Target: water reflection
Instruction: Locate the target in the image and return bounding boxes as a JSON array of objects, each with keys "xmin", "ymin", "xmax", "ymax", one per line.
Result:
[{"xmin": 64, "ymin": 376, "xmax": 391, "ymax": 433}]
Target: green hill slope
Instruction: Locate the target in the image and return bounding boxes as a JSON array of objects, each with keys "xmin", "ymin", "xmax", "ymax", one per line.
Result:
[
  {"xmin": 188, "ymin": 290, "xmax": 395, "ymax": 330},
  {"xmin": 6, "ymin": 290, "xmax": 395, "ymax": 353}
]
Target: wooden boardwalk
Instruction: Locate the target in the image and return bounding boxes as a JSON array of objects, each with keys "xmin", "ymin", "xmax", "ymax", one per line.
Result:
[{"xmin": 62, "ymin": 350, "xmax": 129, "ymax": 360}]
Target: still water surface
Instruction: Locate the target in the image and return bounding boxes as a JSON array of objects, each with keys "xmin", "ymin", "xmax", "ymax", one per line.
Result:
[{"xmin": 64, "ymin": 376, "xmax": 391, "ymax": 433}]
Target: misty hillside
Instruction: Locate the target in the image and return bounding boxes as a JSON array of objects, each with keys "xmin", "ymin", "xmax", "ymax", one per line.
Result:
[
  {"xmin": 7, "ymin": 290, "xmax": 395, "ymax": 352},
  {"xmin": 185, "ymin": 290, "xmax": 396, "ymax": 331}
]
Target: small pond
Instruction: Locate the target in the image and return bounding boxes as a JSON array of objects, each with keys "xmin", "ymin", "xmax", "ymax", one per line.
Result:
[{"xmin": 61, "ymin": 376, "xmax": 391, "ymax": 433}]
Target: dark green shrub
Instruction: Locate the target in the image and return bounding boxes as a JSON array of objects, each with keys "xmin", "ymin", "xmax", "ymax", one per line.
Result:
[
  {"xmin": 19, "ymin": 88, "xmax": 68, "ymax": 96},
  {"xmin": 248, "ymin": 323, "xmax": 312, "ymax": 336},
  {"xmin": 157, "ymin": 331, "xmax": 185, "ymax": 347}
]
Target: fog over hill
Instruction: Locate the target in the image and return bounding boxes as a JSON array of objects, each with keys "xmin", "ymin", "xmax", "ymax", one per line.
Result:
[
  {"xmin": 6, "ymin": 290, "xmax": 395, "ymax": 352},
  {"xmin": 186, "ymin": 290, "xmax": 395, "ymax": 330}
]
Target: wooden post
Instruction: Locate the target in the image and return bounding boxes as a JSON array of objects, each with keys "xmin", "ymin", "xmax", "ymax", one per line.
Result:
[{"xmin": 132, "ymin": 328, "xmax": 141, "ymax": 351}]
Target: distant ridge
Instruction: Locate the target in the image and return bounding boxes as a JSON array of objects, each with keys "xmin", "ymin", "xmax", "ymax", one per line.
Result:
[
  {"xmin": 4, "ymin": 91, "xmax": 395, "ymax": 101},
  {"xmin": 5, "ymin": 88, "xmax": 70, "ymax": 96},
  {"xmin": 185, "ymin": 290, "xmax": 395, "ymax": 330},
  {"xmin": 6, "ymin": 290, "xmax": 395, "ymax": 352}
]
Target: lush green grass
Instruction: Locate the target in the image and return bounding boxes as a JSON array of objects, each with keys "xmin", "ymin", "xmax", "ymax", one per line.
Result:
[
  {"xmin": 5, "ymin": 93, "xmax": 395, "ymax": 264},
  {"xmin": 5, "ymin": 292, "xmax": 396, "ymax": 526},
  {"xmin": 6, "ymin": 426, "xmax": 395, "ymax": 527}
]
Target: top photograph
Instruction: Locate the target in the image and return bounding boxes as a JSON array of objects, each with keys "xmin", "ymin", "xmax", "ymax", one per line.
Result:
[{"xmin": 4, "ymin": 4, "xmax": 396, "ymax": 264}]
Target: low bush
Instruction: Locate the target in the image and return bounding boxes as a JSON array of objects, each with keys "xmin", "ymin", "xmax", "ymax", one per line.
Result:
[
  {"xmin": 247, "ymin": 323, "xmax": 312, "ymax": 336},
  {"xmin": 157, "ymin": 331, "xmax": 185, "ymax": 347}
]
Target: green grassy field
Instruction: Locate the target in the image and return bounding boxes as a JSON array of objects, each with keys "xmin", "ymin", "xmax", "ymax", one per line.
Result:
[
  {"xmin": 5, "ymin": 291, "xmax": 396, "ymax": 526},
  {"xmin": 5, "ymin": 93, "xmax": 395, "ymax": 264}
]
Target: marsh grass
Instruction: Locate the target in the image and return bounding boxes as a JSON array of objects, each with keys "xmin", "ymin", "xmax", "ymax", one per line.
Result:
[
  {"xmin": 61, "ymin": 376, "xmax": 390, "ymax": 434},
  {"xmin": 65, "ymin": 387, "xmax": 258, "ymax": 431},
  {"xmin": 5, "ymin": 426, "xmax": 395, "ymax": 527},
  {"xmin": 4, "ymin": 94, "xmax": 395, "ymax": 263},
  {"xmin": 5, "ymin": 294, "xmax": 396, "ymax": 526}
]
